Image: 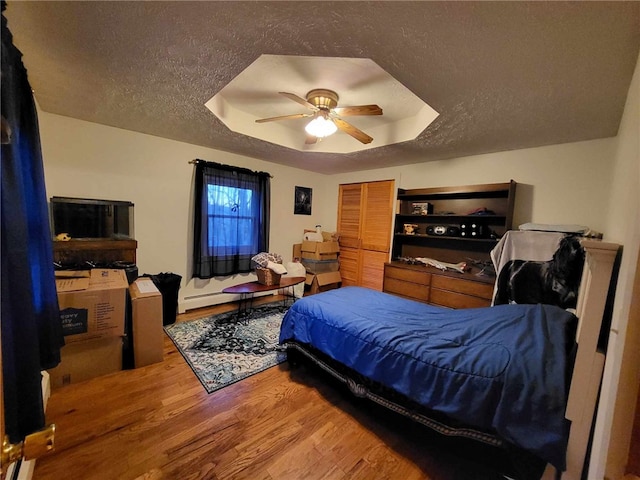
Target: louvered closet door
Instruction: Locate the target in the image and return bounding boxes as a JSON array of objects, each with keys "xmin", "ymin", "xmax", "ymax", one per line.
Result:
[
  {"xmin": 337, "ymin": 180, "xmax": 394, "ymax": 291},
  {"xmin": 361, "ymin": 180, "xmax": 395, "ymax": 252},
  {"xmin": 338, "ymin": 246, "xmax": 360, "ymax": 287},
  {"xmin": 337, "ymin": 184, "xmax": 362, "ymax": 248},
  {"xmin": 359, "ymin": 249, "xmax": 389, "ymax": 290}
]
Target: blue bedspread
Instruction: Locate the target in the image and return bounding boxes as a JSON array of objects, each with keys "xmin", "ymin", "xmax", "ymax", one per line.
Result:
[{"xmin": 279, "ymin": 286, "xmax": 577, "ymax": 470}]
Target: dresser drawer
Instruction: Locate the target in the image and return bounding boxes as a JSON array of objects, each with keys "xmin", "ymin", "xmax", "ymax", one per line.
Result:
[
  {"xmin": 429, "ymin": 288, "xmax": 492, "ymax": 309},
  {"xmin": 431, "ymin": 275, "xmax": 494, "ymax": 300},
  {"xmin": 384, "ymin": 265, "xmax": 431, "ymax": 285},
  {"xmin": 383, "ymin": 277, "xmax": 429, "ymax": 302}
]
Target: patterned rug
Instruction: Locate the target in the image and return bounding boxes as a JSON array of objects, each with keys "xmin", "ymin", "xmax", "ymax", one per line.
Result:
[{"xmin": 164, "ymin": 304, "xmax": 288, "ymax": 393}]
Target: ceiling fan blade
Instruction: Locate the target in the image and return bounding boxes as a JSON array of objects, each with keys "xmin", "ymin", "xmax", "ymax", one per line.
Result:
[
  {"xmin": 255, "ymin": 112, "xmax": 313, "ymax": 123},
  {"xmin": 279, "ymin": 92, "xmax": 318, "ymax": 110},
  {"xmin": 332, "ymin": 117, "xmax": 373, "ymax": 144},
  {"xmin": 305, "ymin": 134, "xmax": 318, "ymax": 145},
  {"xmin": 333, "ymin": 105, "xmax": 383, "ymax": 116}
]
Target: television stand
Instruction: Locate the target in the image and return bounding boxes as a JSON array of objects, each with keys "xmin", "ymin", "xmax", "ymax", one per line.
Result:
[{"xmin": 52, "ymin": 238, "xmax": 137, "ymax": 266}]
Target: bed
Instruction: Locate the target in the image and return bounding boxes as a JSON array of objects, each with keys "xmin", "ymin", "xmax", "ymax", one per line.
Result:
[{"xmin": 278, "ymin": 236, "xmax": 619, "ymax": 479}]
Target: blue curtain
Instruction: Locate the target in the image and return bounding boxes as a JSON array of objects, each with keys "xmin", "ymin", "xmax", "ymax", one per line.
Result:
[
  {"xmin": 192, "ymin": 160, "xmax": 270, "ymax": 278},
  {"xmin": 1, "ymin": 3, "xmax": 64, "ymax": 443}
]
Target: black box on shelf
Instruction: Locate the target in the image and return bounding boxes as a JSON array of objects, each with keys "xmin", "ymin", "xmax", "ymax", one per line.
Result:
[{"xmin": 411, "ymin": 202, "xmax": 433, "ymax": 215}]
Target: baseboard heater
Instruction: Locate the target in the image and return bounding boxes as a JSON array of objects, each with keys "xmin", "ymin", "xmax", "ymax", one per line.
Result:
[{"xmin": 180, "ymin": 290, "xmax": 276, "ymax": 313}]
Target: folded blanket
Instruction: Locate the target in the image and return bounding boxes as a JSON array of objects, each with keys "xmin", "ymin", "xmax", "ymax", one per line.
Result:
[
  {"xmin": 266, "ymin": 260, "xmax": 287, "ymax": 275},
  {"xmin": 518, "ymin": 223, "xmax": 589, "ymax": 234}
]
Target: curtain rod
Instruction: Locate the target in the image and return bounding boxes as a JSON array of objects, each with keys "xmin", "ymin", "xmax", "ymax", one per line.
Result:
[{"xmin": 188, "ymin": 159, "xmax": 273, "ymax": 178}]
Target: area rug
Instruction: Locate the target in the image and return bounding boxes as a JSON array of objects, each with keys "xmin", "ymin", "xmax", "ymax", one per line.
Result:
[{"xmin": 164, "ymin": 304, "xmax": 288, "ymax": 394}]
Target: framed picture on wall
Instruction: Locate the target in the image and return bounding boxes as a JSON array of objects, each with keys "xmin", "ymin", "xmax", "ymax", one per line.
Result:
[{"xmin": 294, "ymin": 186, "xmax": 312, "ymax": 215}]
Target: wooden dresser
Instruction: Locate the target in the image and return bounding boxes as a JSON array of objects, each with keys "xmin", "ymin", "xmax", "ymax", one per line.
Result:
[{"xmin": 383, "ymin": 261, "xmax": 495, "ymax": 309}]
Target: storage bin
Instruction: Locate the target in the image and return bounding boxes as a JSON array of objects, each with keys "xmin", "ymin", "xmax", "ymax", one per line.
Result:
[{"xmin": 301, "ymin": 259, "xmax": 340, "ymax": 273}]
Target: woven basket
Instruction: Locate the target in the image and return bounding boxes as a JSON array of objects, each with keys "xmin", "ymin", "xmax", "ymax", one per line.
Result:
[{"xmin": 256, "ymin": 267, "xmax": 281, "ymax": 286}]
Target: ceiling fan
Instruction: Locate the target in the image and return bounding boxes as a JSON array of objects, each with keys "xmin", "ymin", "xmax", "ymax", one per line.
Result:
[{"xmin": 255, "ymin": 89, "xmax": 382, "ymax": 144}]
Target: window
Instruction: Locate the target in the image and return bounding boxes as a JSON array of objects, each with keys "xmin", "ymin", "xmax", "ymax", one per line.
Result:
[
  {"xmin": 206, "ymin": 184, "xmax": 254, "ymax": 254},
  {"xmin": 192, "ymin": 161, "xmax": 270, "ymax": 278}
]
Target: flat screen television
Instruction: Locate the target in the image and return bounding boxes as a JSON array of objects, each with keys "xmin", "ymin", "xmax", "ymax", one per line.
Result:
[{"xmin": 50, "ymin": 196, "xmax": 134, "ymax": 240}]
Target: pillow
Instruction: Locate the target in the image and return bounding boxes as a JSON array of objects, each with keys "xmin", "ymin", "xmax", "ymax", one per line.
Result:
[{"xmin": 267, "ymin": 261, "xmax": 287, "ymax": 275}]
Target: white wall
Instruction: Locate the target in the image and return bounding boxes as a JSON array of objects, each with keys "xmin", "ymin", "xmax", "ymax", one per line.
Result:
[
  {"xmin": 590, "ymin": 50, "xmax": 640, "ymax": 480},
  {"xmin": 37, "ymin": 113, "xmax": 333, "ymax": 311},
  {"xmin": 325, "ymin": 138, "xmax": 616, "ymax": 235}
]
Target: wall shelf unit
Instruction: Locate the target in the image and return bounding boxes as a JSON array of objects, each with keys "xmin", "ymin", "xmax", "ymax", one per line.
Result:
[
  {"xmin": 392, "ymin": 180, "xmax": 516, "ymax": 263},
  {"xmin": 384, "ymin": 181, "xmax": 516, "ymax": 309}
]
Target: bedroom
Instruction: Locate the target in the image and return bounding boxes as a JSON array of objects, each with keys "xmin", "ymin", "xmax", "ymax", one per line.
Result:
[{"xmin": 1, "ymin": 2, "xmax": 639, "ymax": 479}]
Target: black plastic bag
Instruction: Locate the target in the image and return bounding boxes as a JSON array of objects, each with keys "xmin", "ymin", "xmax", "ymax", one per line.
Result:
[{"xmin": 142, "ymin": 272, "xmax": 182, "ymax": 325}]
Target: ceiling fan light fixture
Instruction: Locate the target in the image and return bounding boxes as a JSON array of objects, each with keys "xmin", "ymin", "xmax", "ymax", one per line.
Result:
[
  {"xmin": 306, "ymin": 89, "xmax": 339, "ymax": 110},
  {"xmin": 305, "ymin": 115, "xmax": 337, "ymax": 138}
]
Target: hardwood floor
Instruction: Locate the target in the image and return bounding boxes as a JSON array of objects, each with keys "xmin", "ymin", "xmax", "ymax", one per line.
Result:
[{"xmin": 34, "ymin": 297, "xmax": 540, "ymax": 480}]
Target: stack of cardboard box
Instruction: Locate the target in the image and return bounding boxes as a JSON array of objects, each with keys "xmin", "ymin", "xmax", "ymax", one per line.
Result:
[
  {"xmin": 49, "ymin": 269, "xmax": 129, "ymax": 388},
  {"xmin": 49, "ymin": 270, "xmax": 164, "ymax": 388},
  {"xmin": 293, "ymin": 239, "xmax": 342, "ymax": 294}
]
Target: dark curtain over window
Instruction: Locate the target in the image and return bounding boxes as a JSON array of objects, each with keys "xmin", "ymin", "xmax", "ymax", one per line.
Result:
[
  {"xmin": 192, "ymin": 160, "xmax": 270, "ymax": 278},
  {"xmin": 1, "ymin": 2, "xmax": 64, "ymax": 443}
]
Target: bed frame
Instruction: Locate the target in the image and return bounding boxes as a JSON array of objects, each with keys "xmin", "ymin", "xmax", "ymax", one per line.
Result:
[
  {"xmin": 286, "ymin": 239, "xmax": 619, "ymax": 480},
  {"xmin": 542, "ymin": 239, "xmax": 618, "ymax": 479}
]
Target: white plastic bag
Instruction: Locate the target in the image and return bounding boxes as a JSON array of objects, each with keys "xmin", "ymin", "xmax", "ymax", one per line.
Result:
[
  {"xmin": 284, "ymin": 261, "xmax": 306, "ymax": 298},
  {"xmin": 303, "ymin": 225, "xmax": 323, "ymax": 242}
]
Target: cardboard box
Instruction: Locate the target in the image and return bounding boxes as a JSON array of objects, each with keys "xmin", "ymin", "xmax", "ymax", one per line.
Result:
[
  {"xmin": 48, "ymin": 336, "xmax": 123, "ymax": 388},
  {"xmin": 56, "ymin": 269, "xmax": 128, "ymax": 343},
  {"xmin": 301, "ymin": 240, "xmax": 340, "ymax": 260},
  {"xmin": 305, "ymin": 271, "xmax": 342, "ymax": 295},
  {"xmin": 303, "ymin": 251, "xmax": 338, "ymax": 261},
  {"xmin": 301, "ymin": 259, "xmax": 340, "ymax": 273},
  {"xmin": 130, "ymin": 278, "xmax": 164, "ymax": 367},
  {"xmin": 321, "ymin": 231, "xmax": 340, "ymax": 242},
  {"xmin": 293, "ymin": 243, "xmax": 302, "ymax": 261},
  {"xmin": 303, "ymin": 229, "xmax": 339, "ymax": 242}
]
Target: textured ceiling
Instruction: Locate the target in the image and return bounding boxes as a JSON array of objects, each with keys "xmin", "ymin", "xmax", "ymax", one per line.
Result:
[{"xmin": 4, "ymin": 1, "xmax": 640, "ymax": 175}]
